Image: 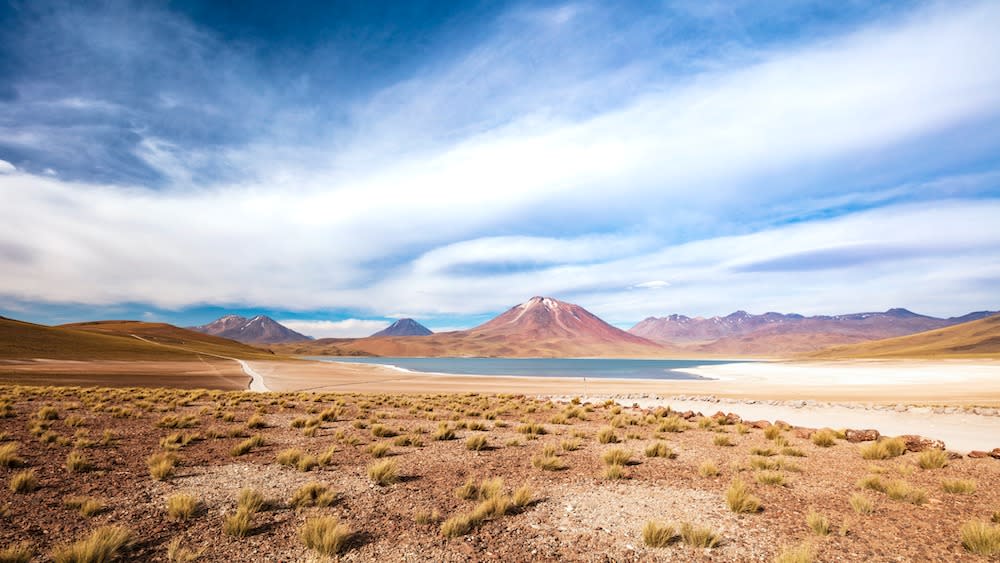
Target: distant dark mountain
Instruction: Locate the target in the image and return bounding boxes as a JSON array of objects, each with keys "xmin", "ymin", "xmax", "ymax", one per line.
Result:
[
  {"xmin": 371, "ymin": 318, "xmax": 432, "ymax": 337},
  {"xmin": 191, "ymin": 315, "xmax": 311, "ymax": 344},
  {"xmin": 628, "ymin": 308, "xmax": 998, "ymax": 355}
]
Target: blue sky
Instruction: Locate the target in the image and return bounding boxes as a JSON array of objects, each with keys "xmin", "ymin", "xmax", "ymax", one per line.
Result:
[{"xmin": 1, "ymin": 0, "xmax": 999, "ymax": 337}]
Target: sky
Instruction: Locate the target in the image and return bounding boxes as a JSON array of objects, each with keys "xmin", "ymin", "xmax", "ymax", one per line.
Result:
[{"xmin": 1, "ymin": 0, "xmax": 999, "ymax": 338}]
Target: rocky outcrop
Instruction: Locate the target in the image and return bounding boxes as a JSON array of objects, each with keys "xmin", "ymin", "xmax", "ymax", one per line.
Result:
[{"xmin": 845, "ymin": 429, "xmax": 880, "ymax": 442}]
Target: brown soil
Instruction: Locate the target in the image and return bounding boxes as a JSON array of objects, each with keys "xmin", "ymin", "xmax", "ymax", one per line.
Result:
[
  {"xmin": 1, "ymin": 384, "xmax": 998, "ymax": 562},
  {"xmin": 0, "ymin": 360, "xmax": 248, "ymax": 390}
]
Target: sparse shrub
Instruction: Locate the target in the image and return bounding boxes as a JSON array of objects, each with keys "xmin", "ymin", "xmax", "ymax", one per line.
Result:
[
  {"xmin": 725, "ymin": 478, "xmax": 761, "ymax": 513},
  {"xmin": 750, "ymin": 447, "xmax": 776, "ymax": 457},
  {"xmin": 885, "ymin": 480, "xmax": 928, "ymax": 505},
  {"xmin": 414, "ymin": 509, "xmax": 442, "ymax": 525},
  {"xmin": 157, "ymin": 414, "xmax": 198, "ymax": 429},
  {"xmin": 642, "ymin": 521, "xmax": 677, "ymax": 547},
  {"xmin": 713, "ymin": 435, "xmax": 733, "ymax": 447},
  {"xmin": 942, "ymin": 478, "xmax": 976, "ymax": 494},
  {"xmin": 697, "ymin": 417, "xmax": 714, "ymax": 430},
  {"xmin": 850, "ymin": 493, "xmax": 874, "ymax": 515},
  {"xmin": 806, "ymin": 510, "xmax": 830, "ymax": 535},
  {"xmin": 917, "ymin": 449, "xmax": 948, "ymax": 469},
  {"xmin": 368, "ymin": 459, "xmax": 399, "ymax": 485},
  {"xmin": 658, "ymin": 416, "xmax": 687, "ymax": 433},
  {"xmin": 370, "ymin": 424, "xmax": 395, "ymax": 438},
  {"xmin": 9, "ymin": 469, "xmax": 38, "ymax": 493},
  {"xmin": 764, "ymin": 426, "xmax": 782, "ymax": 440},
  {"xmin": 597, "ymin": 427, "xmax": 618, "ymax": 444},
  {"xmin": 680, "ymin": 522, "xmax": 720, "ymax": 548},
  {"xmin": 465, "ymin": 435, "xmax": 488, "ymax": 451},
  {"xmin": 36, "ymin": 406, "xmax": 59, "ymax": 420},
  {"xmin": 147, "ymin": 452, "xmax": 177, "ymax": 480},
  {"xmin": 244, "ymin": 415, "xmax": 267, "ymax": 429},
  {"xmin": 756, "ymin": 471, "xmax": 785, "ymax": 486},
  {"xmin": 0, "ymin": 443, "xmax": 24, "ymax": 468},
  {"xmin": 230, "ymin": 434, "xmax": 265, "ymax": 456},
  {"xmin": 779, "ymin": 446, "xmax": 806, "ymax": 458},
  {"xmin": 561, "ymin": 438, "xmax": 581, "ymax": 452},
  {"xmin": 238, "ymin": 488, "xmax": 267, "ymax": 513},
  {"xmin": 601, "ymin": 448, "xmax": 632, "ymax": 466},
  {"xmin": 440, "ymin": 514, "xmax": 474, "ymax": 537},
  {"xmin": 857, "ymin": 475, "xmax": 886, "ymax": 493},
  {"xmin": 65, "ymin": 495, "xmax": 105, "ymax": 517},
  {"xmin": 223, "ymin": 507, "xmax": 253, "ymax": 537},
  {"xmin": 301, "ymin": 516, "xmax": 351, "ymax": 556},
  {"xmin": 698, "ymin": 460, "xmax": 719, "ymax": 477},
  {"xmin": 51, "ymin": 526, "xmax": 133, "ymax": 563},
  {"xmin": 773, "ymin": 542, "xmax": 815, "ymax": 563},
  {"xmin": 861, "ymin": 438, "xmax": 906, "ymax": 460},
  {"xmin": 276, "ymin": 448, "xmax": 303, "ymax": 467},
  {"xmin": 604, "ymin": 463, "xmax": 626, "ymax": 480},
  {"xmin": 65, "ymin": 451, "xmax": 92, "ymax": 473},
  {"xmin": 368, "ymin": 443, "xmax": 392, "ymax": 458},
  {"xmin": 165, "ymin": 538, "xmax": 204, "ymax": 563},
  {"xmin": 811, "ymin": 429, "xmax": 836, "ymax": 447},
  {"xmin": 960, "ymin": 520, "xmax": 1000, "ymax": 556},
  {"xmin": 644, "ymin": 441, "xmax": 676, "ymax": 458},
  {"xmin": 531, "ymin": 452, "xmax": 566, "ymax": 471},
  {"xmin": 517, "ymin": 423, "xmax": 547, "ymax": 436},
  {"xmin": 432, "ymin": 423, "xmax": 456, "ymax": 441},
  {"xmin": 166, "ymin": 493, "xmax": 199, "ymax": 521},
  {"xmin": 297, "ymin": 455, "xmax": 318, "ymax": 472},
  {"xmin": 0, "ymin": 542, "xmax": 33, "ymax": 563},
  {"xmin": 511, "ymin": 485, "xmax": 534, "ymax": 509},
  {"xmin": 736, "ymin": 423, "xmax": 750, "ymax": 435}
]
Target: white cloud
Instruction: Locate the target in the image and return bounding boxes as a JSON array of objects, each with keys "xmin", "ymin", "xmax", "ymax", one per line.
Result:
[
  {"xmin": 0, "ymin": 160, "xmax": 15, "ymax": 174},
  {"xmin": 279, "ymin": 319, "xmax": 389, "ymax": 339},
  {"xmin": 1, "ymin": 2, "xmax": 999, "ymax": 322},
  {"xmin": 632, "ymin": 281, "xmax": 670, "ymax": 290}
]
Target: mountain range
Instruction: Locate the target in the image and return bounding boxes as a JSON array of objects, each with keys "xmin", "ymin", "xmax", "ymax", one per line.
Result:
[
  {"xmin": 190, "ymin": 314, "xmax": 311, "ymax": 344},
  {"xmin": 272, "ymin": 296, "xmax": 668, "ymax": 358},
  {"xmin": 628, "ymin": 309, "xmax": 997, "ymax": 355}
]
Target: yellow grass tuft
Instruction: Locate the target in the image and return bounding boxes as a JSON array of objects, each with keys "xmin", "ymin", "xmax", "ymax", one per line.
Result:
[
  {"xmin": 147, "ymin": 452, "xmax": 177, "ymax": 480},
  {"xmin": 849, "ymin": 493, "xmax": 875, "ymax": 515},
  {"xmin": 725, "ymin": 478, "xmax": 761, "ymax": 513},
  {"xmin": 644, "ymin": 441, "xmax": 676, "ymax": 458},
  {"xmin": 698, "ymin": 460, "xmax": 720, "ymax": 478},
  {"xmin": 0, "ymin": 542, "xmax": 34, "ymax": 563},
  {"xmin": 289, "ymin": 482, "xmax": 337, "ymax": 508},
  {"xmin": 941, "ymin": 478, "xmax": 976, "ymax": 494},
  {"xmin": 9, "ymin": 469, "xmax": 38, "ymax": 493},
  {"xmin": 367, "ymin": 459, "xmax": 399, "ymax": 486},
  {"xmin": 0, "ymin": 443, "xmax": 24, "ymax": 468},
  {"xmin": 885, "ymin": 480, "xmax": 928, "ymax": 505},
  {"xmin": 960, "ymin": 520, "xmax": 1000, "ymax": 556},
  {"xmin": 680, "ymin": 522, "xmax": 720, "ymax": 548},
  {"xmin": 166, "ymin": 493, "xmax": 199, "ymax": 521},
  {"xmin": 601, "ymin": 448, "xmax": 632, "ymax": 466},
  {"xmin": 51, "ymin": 526, "xmax": 133, "ymax": 563},
  {"xmin": 773, "ymin": 542, "xmax": 815, "ymax": 563},
  {"xmin": 301, "ymin": 516, "xmax": 351, "ymax": 556},
  {"xmin": 65, "ymin": 450, "xmax": 92, "ymax": 473},
  {"xmin": 165, "ymin": 538, "xmax": 205, "ymax": 563},
  {"xmin": 223, "ymin": 507, "xmax": 253, "ymax": 537},
  {"xmin": 642, "ymin": 521, "xmax": 677, "ymax": 547},
  {"xmin": 810, "ymin": 429, "xmax": 836, "ymax": 447},
  {"xmin": 917, "ymin": 449, "xmax": 948, "ymax": 469},
  {"xmin": 64, "ymin": 495, "xmax": 106, "ymax": 518},
  {"xmin": 806, "ymin": 510, "xmax": 830, "ymax": 535},
  {"xmin": 237, "ymin": 488, "xmax": 267, "ymax": 513}
]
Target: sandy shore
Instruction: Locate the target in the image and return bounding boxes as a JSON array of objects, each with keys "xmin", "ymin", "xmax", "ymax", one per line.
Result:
[{"xmin": 251, "ymin": 357, "xmax": 1000, "ymax": 453}]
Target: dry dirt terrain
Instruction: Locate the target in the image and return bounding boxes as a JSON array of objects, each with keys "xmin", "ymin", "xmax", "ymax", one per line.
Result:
[{"xmin": 1, "ymin": 384, "xmax": 999, "ymax": 562}]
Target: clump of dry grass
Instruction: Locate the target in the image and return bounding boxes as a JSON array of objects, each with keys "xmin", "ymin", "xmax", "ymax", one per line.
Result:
[
  {"xmin": 811, "ymin": 429, "xmax": 836, "ymax": 447},
  {"xmin": 9, "ymin": 469, "xmax": 38, "ymax": 493},
  {"xmin": 237, "ymin": 488, "xmax": 267, "ymax": 513},
  {"xmin": 35, "ymin": 406, "xmax": 59, "ymax": 420},
  {"xmin": 432, "ymin": 423, "xmax": 456, "ymax": 441},
  {"xmin": 773, "ymin": 542, "xmax": 815, "ymax": 563},
  {"xmin": 781, "ymin": 447, "xmax": 806, "ymax": 457},
  {"xmin": 368, "ymin": 443, "xmax": 392, "ymax": 458},
  {"xmin": 244, "ymin": 415, "xmax": 267, "ymax": 429},
  {"xmin": 885, "ymin": 480, "xmax": 928, "ymax": 505},
  {"xmin": 597, "ymin": 427, "xmax": 618, "ymax": 444},
  {"xmin": 414, "ymin": 509, "xmax": 442, "ymax": 525},
  {"xmin": 917, "ymin": 449, "xmax": 948, "ymax": 469},
  {"xmin": 301, "ymin": 516, "xmax": 351, "ymax": 556},
  {"xmin": 64, "ymin": 495, "xmax": 106, "ymax": 517},
  {"xmin": 165, "ymin": 538, "xmax": 205, "ymax": 563},
  {"xmin": 644, "ymin": 441, "xmax": 676, "ymax": 458},
  {"xmin": 531, "ymin": 452, "xmax": 566, "ymax": 471},
  {"xmin": 750, "ymin": 447, "xmax": 776, "ymax": 457},
  {"xmin": 756, "ymin": 471, "xmax": 785, "ymax": 486},
  {"xmin": 0, "ymin": 443, "xmax": 24, "ymax": 468},
  {"xmin": 223, "ymin": 507, "xmax": 254, "ymax": 537},
  {"xmin": 440, "ymin": 515, "xmax": 474, "ymax": 537},
  {"xmin": 942, "ymin": 478, "xmax": 976, "ymax": 494},
  {"xmin": 465, "ymin": 435, "xmax": 488, "ymax": 451},
  {"xmin": 561, "ymin": 438, "xmax": 582, "ymax": 452},
  {"xmin": 764, "ymin": 426, "xmax": 783, "ymax": 440},
  {"xmin": 51, "ymin": 525, "xmax": 133, "ymax": 563},
  {"xmin": 713, "ymin": 434, "xmax": 733, "ymax": 447},
  {"xmin": 0, "ymin": 542, "xmax": 34, "ymax": 563},
  {"xmin": 516, "ymin": 422, "xmax": 547, "ymax": 436},
  {"xmin": 601, "ymin": 448, "xmax": 632, "ymax": 466},
  {"xmin": 960, "ymin": 520, "xmax": 1000, "ymax": 556},
  {"xmin": 860, "ymin": 437, "xmax": 906, "ymax": 460},
  {"xmin": 698, "ymin": 460, "xmax": 719, "ymax": 478},
  {"xmin": 642, "ymin": 521, "xmax": 677, "ymax": 547},
  {"xmin": 857, "ymin": 475, "xmax": 887, "ymax": 493},
  {"xmin": 603, "ymin": 463, "xmax": 626, "ymax": 480},
  {"xmin": 806, "ymin": 510, "xmax": 830, "ymax": 535},
  {"xmin": 658, "ymin": 416, "xmax": 687, "ymax": 433},
  {"xmin": 850, "ymin": 493, "xmax": 875, "ymax": 515},
  {"xmin": 368, "ymin": 459, "xmax": 399, "ymax": 486},
  {"xmin": 289, "ymin": 481, "xmax": 337, "ymax": 508},
  {"xmin": 65, "ymin": 450, "xmax": 92, "ymax": 473},
  {"xmin": 680, "ymin": 522, "xmax": 720, "ymax": 548},
  {"xmin": 147, "ymin": 452, "xmax": 177, "ymax": 480},
  {"xmin": 725, "ymin": 478, "xmax": 761, "ymax": 513},
  {"xmin": 276, "ymin": 447, "xmax": 303, "ymax": 467},
  {"xmin": 166, "ymin": 493, "xmax": 199, "ymax": 521}
]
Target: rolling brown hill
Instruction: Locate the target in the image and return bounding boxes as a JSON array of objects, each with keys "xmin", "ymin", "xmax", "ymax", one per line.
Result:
[
  {"xmin": 273, "ymin": 296, "xmax": 674, "ymax": 358},
  {"xmin": 808, "ymin": 313, "xmax": 1000, "ymax": 359},
  {"xmin": 0, "ymin": 317, "xmax": 207, "ymax": 361},
  {"xmin": 61, "ymin": 320, "xmax": 281, "ymax": 360}
]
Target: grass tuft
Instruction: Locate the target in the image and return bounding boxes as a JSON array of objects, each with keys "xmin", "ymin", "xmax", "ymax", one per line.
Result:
[
  {"xmin": 223, "ymin": 508, "xmax": 253, "ymax": 537},
  {"xmin": 644, "ymin": 441, "xmax": 676, "ymax": 458},
  {"xmin": 65, "ymin": 496, "xmax": 105, "ymax": 518},
  {"xmin": 960, "ymin": 520, "xmax": 1000, "ymax": 556},
  {"xmin": 773, "ymin": 542, "xmax": 815, "ymax": 563},
  {"xmin": 465, "ymin": 435, "xmax": 488, "ymax": 451},
  {"xmin": 237, "ymin": 488, "xmax": 267, "ymax": 513},
  {"xmin": 756, "ymin": 471, "xmax": 785, "ymax": 486},
  {"xmin": 810, "ymin": 429, "xmax": 836, "ymax": 447},
  {"xmin": 65, "ymin": 450, "xmax": 92, "ymax": 473},
  {"xmin": 165, "ymin": 538, "xmax": 204, "ymax": 563},
  {"xmin": 917, "ymin": 449, "xmax": 948, "ymax": 470},
  {"xmin": 849, "ymin": 493, "xmax": 874, "ymax": 515},
  {"xmin": 725, "ymin": 478, "xmax": 761, "ymax": 513},
  {"xmin": 806, "ymin": 510, "xmax": 830, "ymax": 535},
  {"xmin": 698, "ymin": 460, "xmax": 719, "ymax": 478},
  {"xmin": 301, "ymin": 516, "xmax": 351, "ymax": 556},
  {"xmin": 0, "ymin": 443, "xmax": 24, "ymax": 468},
  {"xmin": 680, "ymin": 522, "xmax": 720, "ymax": 548},
  {"xmin": 146, "ymin": 452, "xmax": 177, "ymax": 480},
  {"xmin": 941, "ymin": 478, "xmax": 976, "ymax": 494},
  {"xmin": 885, "ymin": 480, "xmax": 928, "ymax": 505},
  {"xmin": 367, "ymin": 459, "xmax": 399, "ymax": 486},
  {"xmin": 601, "ymin": 448, "xmax": 632, "ymax": 466},
  {"xmin": 0, "ymin": 542, "xmax": 34, "ymax": 563},
  {"xmin": 642, "ymin": 521, "xmax": 677, "ymax": 547},
  {"xmin": 289, "ymin": 482, "xmax": 336, "ymax": 508},
  {"xmin": 9, "ymin": 469, "xmax": 38, "ymax": 493},
  {"xmin": 51, "ymin": 526, "xmax": 133, "ymax": 563},
  {"xmin": 166, "ymin": 493, "xmax": 199, "ymax": 521}
]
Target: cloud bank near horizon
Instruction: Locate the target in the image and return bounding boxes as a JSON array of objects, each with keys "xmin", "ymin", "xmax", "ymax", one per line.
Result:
[{"xmin": 1, "ymin": 1, "xmax": 999, "ymax": 331}]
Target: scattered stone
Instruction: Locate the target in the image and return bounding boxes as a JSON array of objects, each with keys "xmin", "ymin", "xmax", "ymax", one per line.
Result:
[
  {"xmin": 900, "ymin": 435, "xmax": 946, "ymax": 452},
  {"xmin": 967, "ymin": 450, "xmax": 991, "ymax": 459},
  {"xmin": 845, "ymin": 429, "xmax": 880, "ymax": 443},
  {"xmin": 991, "ymin": 448, "xmax": 1000, "ymax": 460},
  {"xmin": 750, "ymin": 420, "xmax": 772, "ymax": 429},
  {"xmin": 793, "ymin": 427, "xmax": 815, "ymax": 439}
]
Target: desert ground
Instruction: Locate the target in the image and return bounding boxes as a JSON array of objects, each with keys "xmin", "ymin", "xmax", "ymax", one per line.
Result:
[{"xmin": 2, "ymin": 383, "xmax": 999, "ymax": 562}]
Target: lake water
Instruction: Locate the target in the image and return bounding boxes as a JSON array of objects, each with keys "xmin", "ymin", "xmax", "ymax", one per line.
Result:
[{"xmin": 306, "ymin": 357, "xmax": 744, "ymax": 380}]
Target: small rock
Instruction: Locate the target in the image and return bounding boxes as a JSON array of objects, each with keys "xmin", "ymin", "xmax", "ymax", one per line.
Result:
[
  {"xmin": 991, "ymin": 448, "xmax": 1000, "ymax": 460},
  {"xmin": 793, "ymin": 427, "xmax": 816, "ymax": 439},
  {"xmin": 845, "ymin": 429, "xmax": 880, "ymax": 443},
  {"xmin": 967, "ymin": 450, "xmax": 990, "ymax": 458},
  {"xmin": 900, "ymin": 434, "xmax": 946, "ymax": 452}
]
